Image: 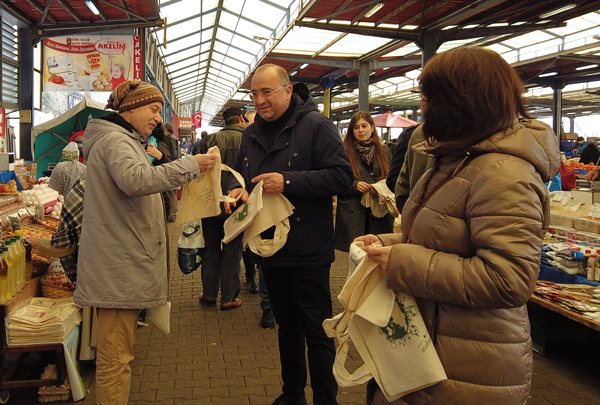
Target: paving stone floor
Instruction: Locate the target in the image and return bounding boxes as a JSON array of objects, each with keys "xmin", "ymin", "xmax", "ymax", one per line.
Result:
[{"xmin": 6, "ymin": 222, "xmax": 600, "ymax": 404}]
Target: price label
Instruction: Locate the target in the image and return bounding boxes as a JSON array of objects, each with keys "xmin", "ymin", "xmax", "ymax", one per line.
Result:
[
  {"xmin": 34, "ymin": 205, "xmax": 45, "ymax": 221},
  {"xmin": 565, "ymin": 200, "xmax": 582, "ymax": 212},
  {"xmin": 560, "ymin": 194, "xmax": 572, "ymax": 205},
  {"xmin": 553, "ymin": 191, "xmax": 566, "ymax": 202},
  {"xmin": 589, "ymin": 203, "xmax": 600, "ymax": 219},
  {"xmin": 8, "ymin": 215, "xmax": 21, "ymax": 232}
]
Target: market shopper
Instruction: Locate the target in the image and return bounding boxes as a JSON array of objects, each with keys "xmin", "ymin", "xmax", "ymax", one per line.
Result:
[
  {"xmin": 226, "ymin": 63, "xmax": 353, "ymax": 405},
  {"xmin": 198, "ymin": 107, "xmax": 246, "ymax": 310},
  {"xmin": 356, "ymin": 47, "xmax": 560, "ymax": 404},
  {"xmin": 74, "ymin": 80, "xmax": 216, "ymax": 405},
  {"xmin": 335, "ymin": 111, "xmax": 393, "ymax": 252},
  {"xmin": 163, "ymin": 122, "xmax": 181, "ymax": 222},
  {"xmin": 30, "ymin": 161, "xmax": 86, "ymax": 283}
]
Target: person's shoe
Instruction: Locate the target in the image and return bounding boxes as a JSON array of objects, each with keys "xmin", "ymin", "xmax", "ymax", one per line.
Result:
[
  {"xmin": 260, "ymin": 308, "xmax": 275, "ymax": 329},
  {"xmin": 272, "ymin": 394, "xmax": 307, "ymax": 405},
  {"xmin": 220, "ymin": 298, "xmax": 242, "ymax": 310},
  {"xmin": 246, "ymin": 275, "xmax": 258, "ymax": 294},
  {"xmin": 198, "ymin": 295, "xmax": 217, "ymax": 306}
]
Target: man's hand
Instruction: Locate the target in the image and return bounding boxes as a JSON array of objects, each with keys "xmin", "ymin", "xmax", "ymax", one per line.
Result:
[
  {"xmin": 225, "ymin": 188, "xmax": 249, "ymax": 214},
  {"xmin": 146, "ymin": 143, "xmax": 162, "ymax": 160},
  {"xmin": 27, "ymin": 236, "xmax": 38, "ymax": 249},
  {"xmin": 252, "ymin": 173, "xmax": 284, "ymax": 193},
  {"xmin": 194, "ymin": 153, "xmax": 217, "ymax": 173},
  {"xmin": 353, "ymin": 234, "xmax": 382, "ymax": 247},
  {"xmin": 586, "ymin": 170, "xmax": 600, "ymax": 182}
]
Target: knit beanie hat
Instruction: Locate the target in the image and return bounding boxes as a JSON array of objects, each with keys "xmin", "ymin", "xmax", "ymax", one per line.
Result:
[{"xmin": 106, "ymin": 80, "xmax": 163, "ymax": 113}]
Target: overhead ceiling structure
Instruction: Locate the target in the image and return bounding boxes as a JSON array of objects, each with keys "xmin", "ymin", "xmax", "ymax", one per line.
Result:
[
  {"xmin": 154, "ymin": 0, "xmax": 300, "ymax": 122},
  {"xmin": 1, "ymin": 0, "xmax": 163, "ymax": 38},
  {"xmin": 205, "ymin": 0, "xmax": 600, "ymax": 125}
]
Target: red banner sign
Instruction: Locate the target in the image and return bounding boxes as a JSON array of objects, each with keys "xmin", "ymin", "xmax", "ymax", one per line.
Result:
[
  {"xmin": 133, "ymin": 35, "xmax": 142, "ymax": 80},
  {"xmin": 192, "ymin": 112, "xmax": 202, "ymax": 129}
]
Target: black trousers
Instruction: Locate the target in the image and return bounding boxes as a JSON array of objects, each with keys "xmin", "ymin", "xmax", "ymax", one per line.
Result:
[{"xmin": 262, "ymin": 264, "xmax": 338, "ymax": 405}]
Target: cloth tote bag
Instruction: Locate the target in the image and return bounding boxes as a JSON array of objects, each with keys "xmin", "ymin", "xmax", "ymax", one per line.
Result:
[
  {"xmin": 176, "ymin": 145, "xmax": 246, "ymax": 226},
  {"xmin": 361, "ymin": 179, "xmax": 400, "ymax": 218},
  {"xmin": 323, "ymin": 243, "xmax": 446, "ymax": 402},
  {"xmin": 223, "ymin": 180, "xmax": 295, "ymax": 257}
]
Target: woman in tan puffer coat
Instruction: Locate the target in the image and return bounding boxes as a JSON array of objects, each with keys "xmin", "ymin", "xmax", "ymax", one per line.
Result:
[{"xmin": 357, "ymin": 47, "xmax": 560, "ymax": 405}]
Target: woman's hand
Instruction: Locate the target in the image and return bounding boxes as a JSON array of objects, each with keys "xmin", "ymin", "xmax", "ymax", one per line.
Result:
[
  {"xmin": 363, "ymin": 245, "xmax": 392, "ymax": 276},
  {"xmin": 357, "ymin": 181, "xmax": 372, "ymax": 194},
  {"xmin": 353, "ymin": 234, "xmax": 382, "ymax": 246},
  {"xmin": 26, "ymin": 236, "xmax": 38, "ymax": 249},
  {"xmin": 224, "ymin": 188, "xmax": 249, "ymax": 214},
  {"xmin": 146, "ymin": 144, "xmax": 163, "ymax": 160}
]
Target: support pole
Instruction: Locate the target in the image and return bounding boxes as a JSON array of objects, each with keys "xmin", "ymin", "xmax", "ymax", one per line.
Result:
[
  {"xmin": 324, "ymin": 87, "xmax": 331, "ymax": 118},
  {"xmin": 358, "ymin": 61, "xmax": 369, "ymax": 113},
  {"xmin": 420, "ymin": 31, "xmax": 441, "ymax": 67},
  {"xmin": 552, "ymin": 80, "xmax": 566, "ymax": 138},
  {"xmin": 18, "ymin": 27, "xmax": 34, "ymax": 161}
]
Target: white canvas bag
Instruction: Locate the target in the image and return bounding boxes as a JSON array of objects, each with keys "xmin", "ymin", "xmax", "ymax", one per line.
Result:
[
  {"xmin": 176, "ymin": 146, "xmax": 246, "ymax": 226},
  {"xmin": 361, "ymin": 179, "xmax": 400, "ymax": 218},
  {"xmin": 223, "ymin": 180, "xmax": 294, "ymax": 257},
  {"xmin": 323, "ymin": 243, "xmax": 447, "ymax": 401}
]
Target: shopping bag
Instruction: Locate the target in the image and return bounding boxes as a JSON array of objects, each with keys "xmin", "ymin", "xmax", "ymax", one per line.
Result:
[
  {"xmin": 176, "ymin": 146, "xmax": 246, "ymax": 226},
  {"xmin": 361, "ymin": 179, "xmax": 400, "ymax": 218},
  {"xmin": 177, "ymin": 220, "xmax": 204, "ymax": 275},
  {"xmin": 223, "ymin": 180, "xmax": 295, "ymax": 257},
  {"xmin": 323, "ymin": 243, "xmax": 446, "ymax": 402},
  {"xmin": 148, "ymin": 301, "xmax": 171, "ymax": 334}
]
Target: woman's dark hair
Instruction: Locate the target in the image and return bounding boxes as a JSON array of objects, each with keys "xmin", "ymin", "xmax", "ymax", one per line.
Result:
[
  {"xmin": 344, "ymin": 111, "xmax": 389, "ymax": 181},
  {"xmin": 418, "ymin": 46, "xmax": 531, "ymax": 145}
]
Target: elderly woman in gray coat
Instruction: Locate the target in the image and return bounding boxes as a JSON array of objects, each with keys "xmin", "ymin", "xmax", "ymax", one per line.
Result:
[{"xmin": 335, "ymin": 111, "xmax": 394, "ymax": 252}]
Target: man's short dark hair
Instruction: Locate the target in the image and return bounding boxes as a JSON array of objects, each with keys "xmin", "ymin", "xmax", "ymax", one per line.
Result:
[
  {"xmin": 223, "ymin": 107, "xmax": 247, "ymax": 126},
  {"xmin": 163, "ymin": 123, "xmax": 174, "ymax": 134}
]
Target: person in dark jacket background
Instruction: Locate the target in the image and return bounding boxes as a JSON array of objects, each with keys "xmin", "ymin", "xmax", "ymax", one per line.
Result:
[
  {"xmin": 226, "ymin": 64, "xmax": 353, "ymax": 405},
  {"xmin": 579, "ymin": 140, "xmax": 600, "ymax": 165}
]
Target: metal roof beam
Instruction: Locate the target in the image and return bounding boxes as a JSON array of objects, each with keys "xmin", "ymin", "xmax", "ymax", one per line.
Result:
[
  {"xmin": 167, "ymin": 52, "xmax": 210, "ymax": 74},
  {"xmin": 358, "ymin": 39, "xmax": 408, "ymax": 61},
  {"xmin": 221, "ymin": 8, "xmax": 274, "ymax": 33},
  {"xmin": 313, "ymin": 0, "xmax": 381, "ymax": 22},
  {"xmin": 327, "ymin": 0, "xmax": 353, "ymax": 23},
  {"xmin": 214, "ymin": 38, "xmax": 257, "ymax": 57},
  {"xmin": 171, "ymin": 67, "xmax": 208, "ymax": 82},
  {"xmin": 97, "ymin": 0, "xmax": 147, "ymax": 21},
  {"xmin": 424, "ymin": 0, "xmax": 506, "ymax": 30},
  {"xmin": 313, "ymin": 33, "xmax": 348, "ymax": 57},
  {"xmin": 557, "ymin": 55, "xmax": 600, "ymax": 65},
  {"xmin": 118, "ymin": 0, "xmax": 132, "ymax": 21},
  {"xmin": 199, "ymin": 1, "xmax": 224, "ymax": 110},
  {"xmin": 294, "ymin": 20, "xmax": 419, "ymax": 42},
  {"xmin": 258, "ymin": 0, "xmax": 287, "ymax": 12},
  {"xmin": 528, "ymin": 73, "xmax": 600, "ymax": 88},
  {"xmin": 441, "ymin": 21, "xmax": 566, "ymax": 41},
  {"xmin": 164, "ymin": 41, "xmax": 207, "ymax": 59},
  {"xmin": 269, "ymin": 55, "xmax": 419, "ymax": 70},
  {"xmin": 168, "ymin": 25, "xmax": 216, "ymax": 45},
  {"xmin": 210, "ymin": 59, "xmax": 246, "ymax": 74},
  {"xmin": 218, "ymin": 25, "xmax": 266, "ymax": 46},
  {"xmin": 32, "ymin": 19, "xmax": 163, "ymax": 42},
  {"xmin": 55, "ymin": 0, "xmax": 82, "ymax": 23},
  {"xmin": 88, "ymin": 0, "xmax": 108, "ymax": 22},
  {"xmin": 351, "ymin": 1, "xmax": 383, "ymax": 25},
  {"xmin": 212, "ymin": 49, "xmax": 252, "ymax": 68},
  {"xmin": 376, "ymin": 0, "xmax": 419, "ymax": 26},
  {"xmin": 32, "ymin": 0, "xmax": 57, "ymax": 26}
]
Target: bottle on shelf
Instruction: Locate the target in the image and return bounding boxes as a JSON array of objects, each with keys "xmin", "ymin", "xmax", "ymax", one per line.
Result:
[
  {"xmin": 19, "ymin": 233, "xmax": 32, "ymax": 283},
  {"xmin": 13, "ymin": 235, "xmax": 25, "ymax": 290},
  {"xmin": 587, "ymin": 254, "xmax": 597, "ymax": 281},
  {"xmin": 0, "ymin": 248, "xmax": 9, "ymax": 305},
  {"xmin": 4, "ymin": 241, "xmax": 16, "ymax": 298}
]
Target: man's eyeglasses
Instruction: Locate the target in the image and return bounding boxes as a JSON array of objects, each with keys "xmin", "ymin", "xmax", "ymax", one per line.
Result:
[{"xmin": 249, "ymin": 85, "xmax": 287, "ymax": 101}]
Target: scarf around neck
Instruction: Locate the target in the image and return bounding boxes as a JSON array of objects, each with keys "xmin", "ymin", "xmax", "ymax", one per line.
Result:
[{"xmin": 355, "ymin": 138, "xmax": 375, "ymax": 166}]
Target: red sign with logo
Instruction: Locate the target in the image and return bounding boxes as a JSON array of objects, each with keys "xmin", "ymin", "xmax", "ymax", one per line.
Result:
[
  {"xmin": 192, "ymin": 112, "xmax": 202, "ymax": 129},
  {"xmin": 133, "ymin": 35, "xmax": 142, "ymax": 80}
]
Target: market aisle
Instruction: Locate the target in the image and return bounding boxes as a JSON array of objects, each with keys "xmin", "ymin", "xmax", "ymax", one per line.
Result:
[{"xmin": 6, "ymin": 221, "xmax": 600, "ymax": 404}]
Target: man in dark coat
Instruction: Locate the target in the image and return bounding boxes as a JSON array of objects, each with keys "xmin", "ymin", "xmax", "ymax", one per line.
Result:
[
  {"xmin": 227, "ymin": 64, "xmax": 353, "ymax": 405},
  {"xmin": 163, "ymin": 122, "xmax": 180, "ymax": 222}
]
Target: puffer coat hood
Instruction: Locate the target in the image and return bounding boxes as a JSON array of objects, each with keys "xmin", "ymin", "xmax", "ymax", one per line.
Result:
[{"xmin": 369, "ymin": 119, "xmax": 559, "ymax": 404}]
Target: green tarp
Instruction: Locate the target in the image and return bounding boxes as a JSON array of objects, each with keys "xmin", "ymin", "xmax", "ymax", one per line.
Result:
[{"xmin": 31, "ymin": 97, "xmax": 110, "ymax": 178}]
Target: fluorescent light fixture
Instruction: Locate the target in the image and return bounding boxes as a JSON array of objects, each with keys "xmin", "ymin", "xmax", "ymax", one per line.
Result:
[
  {"xmin": 85, "ymin": 0, "xmax": 100, "ymax": 15},
  {"xmin": 364, "ymin": 2, "xmax": 384, "ymax": 18},
  {"xmin": 289, "ymin": 70, "xmax": 298, "ymax": 76},
  {"xmin": 539, "ymin": 4, "xmax": 577, "ymax": 19},
  {"xmin": 576, "ymin": 64, "xmax": 598, "ymax": 70},
  {"xmin": 300, "ymin": 63, "xmax": 309, "ymax": 69},
  {"xmin": 539, "ymin": 72, "xmax": 557, "ymax": 77}
]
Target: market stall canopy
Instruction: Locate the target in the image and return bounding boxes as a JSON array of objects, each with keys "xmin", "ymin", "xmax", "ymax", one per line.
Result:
[
  {"xmin": 31, "ymin": 97, "xmax": 110, "ymax": 178},
  {"xmin": 372, "ymin": 113, "xmax": 418, "ymax": 129}
]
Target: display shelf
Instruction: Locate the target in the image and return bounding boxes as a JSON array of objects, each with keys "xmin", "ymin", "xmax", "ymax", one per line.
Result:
[{"xmin": 0, "ymin": 276, "xmax": 66, "ymax": 394}]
